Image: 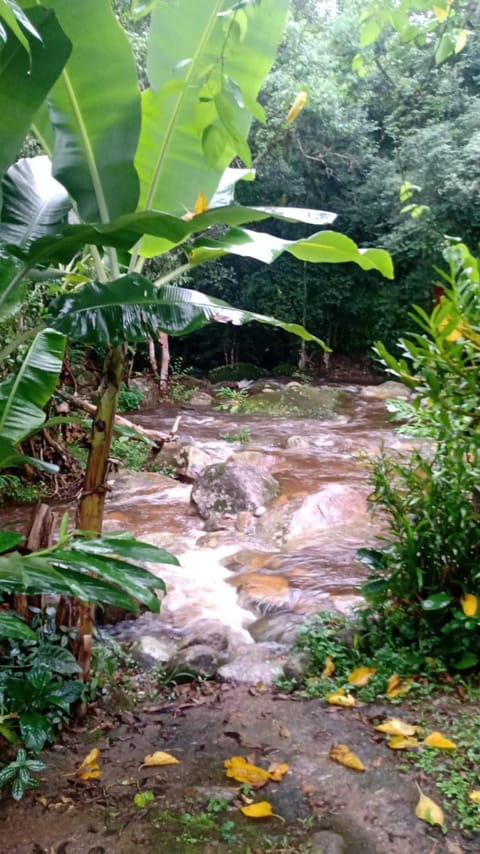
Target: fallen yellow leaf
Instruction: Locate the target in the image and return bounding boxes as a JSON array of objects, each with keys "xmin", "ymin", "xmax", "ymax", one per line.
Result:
[
  {"xmin": 387, "ymin": 735, "xmax": 420, "ymax": 750},
  {"xmin": 386, "ymin": 674, "xmax": 413, "ymax": 698},
  {"xmin": 461, "ymin": 594, "xmax": 478, "ymax": 617},
  {"xmin": 468, "ymin": 790, "xmax": 480, "ymax": 804},
  {"xmin": 423, "ymin": 731, "xmax": 457, "ymax": 750},
  {"xmin": 240, "ymin": 801, "xmax": 274, "ymax": 818},
  {"xmin": 224, "ymin": 756, "xmax": 270, "ymax": 788},
  {"xmin": 267, "ymin": 761, "xmax": 289, "ymax": 782},
  {"xmin": 348, "ymin": 666, "xmax": 377, "ymax": 687},
  {"xmin": 324, "ymin": 691, "xmax": 356, "ymax": 708},
  {"xmin": 286, "ymin": 91, "xmax": 308, "ymax": 123},
  {"xmin": 76, "ymin": 748, "xmax": 101, "ymax": 781},
  {"xmin": 415, "ymin": 784, "xmax": 444, "ymax": 827},
  {"xmin": 374, "ymin": 718, "xmax": 417, "ymax": 737},
  {"xmin": 322, "ymin": 656, "xmax": 335, "ymax": 677},
  {"xmin": 329, "ymin": 744, "xmax": 366, "ymax": 772},
  {"xmin": 142, "ymin": 751, "xmax": 180, "ymax": 767}
]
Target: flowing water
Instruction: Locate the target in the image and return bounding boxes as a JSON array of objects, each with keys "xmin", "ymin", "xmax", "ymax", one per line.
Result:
[{"xmin": 1, "ymin": 383, "xmax": 410, "ymax": 654}]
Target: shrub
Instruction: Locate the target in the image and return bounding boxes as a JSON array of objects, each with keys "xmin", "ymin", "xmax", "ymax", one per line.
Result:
[
  {"xmin": 208, "ymin": 363, "xmax": 268, "ymax": 383},
  {"xmin": 118, "ymin": 382, "xmax": 145, "ymax": 411}
]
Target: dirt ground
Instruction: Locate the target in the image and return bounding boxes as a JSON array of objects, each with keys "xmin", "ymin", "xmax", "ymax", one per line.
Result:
[{"xmin": 0, "ymin": 679, "xmax": 478, "ymax": 854}]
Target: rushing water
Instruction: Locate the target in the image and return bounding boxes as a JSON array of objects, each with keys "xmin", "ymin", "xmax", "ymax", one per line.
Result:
[{"xmin": 0, "ymin": 383, "xmax": 410, "ymax": 650}]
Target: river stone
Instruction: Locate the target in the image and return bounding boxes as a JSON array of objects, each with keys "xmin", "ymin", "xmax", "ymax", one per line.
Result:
[
  {"xmin": 174, "ymin": 444, "xmax": 218, "ymax": 481},
  {"xmin": 282, "ymin": 650, "xmax": 312, "ymax": 682},
  {"xmin": 178, "ymin": 619, "xmax": 232, "ymax": 655},
  {"xmin": 229, "ymin": 449, "xmax": 277, "ymax": 472},
  {"xmin": 189, "ymin": 391, "xmax": 213, "ymax": 407},
  {"xmin": 166, "ymin": 643, "xmax": 229, "ymax": 678},
  {"xmin": 306, "ymin": 830, "xmax": 346, "ymax": 854},
  {"xmin": 217, "ymin": 642, "xmax": 287, "ymax": 684},
  {"xmin": 191, "ymin": 462, "xmax": 279, "ymax": 519},
  {"xmin": 248, "ymin": 613, "xmax": 305, "ymax": 645},
  {"xmin": 360, "ymin": 380, "xmax": 410, "ymax": 399},
  {"xmin": 129, "ymin": 635, "xmax": 177, "ymax": 668},
  {"xmin": 285, "ymin": 435, "xmax": 312, "ymax": 448}
]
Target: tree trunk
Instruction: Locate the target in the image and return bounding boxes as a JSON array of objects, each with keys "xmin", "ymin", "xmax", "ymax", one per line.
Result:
[
  {"xmin": 158, "ymin": 332, "xmax": 170, "ymax": 394},
  {"xmin": 13, "ymin": 503, "xmax": 54, "ymax": 622},
  {"xmin": 148, "ymin": 338, "xmax": 158, "ymax": 376},
  {"xmin": 70, "ymin": 344, "xmax": 124, "ymax": 680}
]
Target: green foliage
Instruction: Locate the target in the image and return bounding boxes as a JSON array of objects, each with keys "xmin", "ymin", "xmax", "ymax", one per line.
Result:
[
  {"xmin": 219, "ymin": 426, "xmax": 251, "ymax": 443},
  {"xmin": 134, "ymin": 790, "xmax": 155, "ymax": 809},
  {"xmin": 0, "ymin": 748, "xmax": 45, "ymax": 801},
  {"xmin": 214, "ymin": 386, "xmax": 250, "ymax": 413},
  {"xmin": 209, "ymin": 364, "xmax": 267, "ymax": 383},
  {"xmin": 358, "ymin": 243, "xmax": 480, "ymax": 670},
  {"xmin": 117, "ymin": 382, "xmax": 145, "ymax": 412},
  {"xmin": 0, "ymin": 474, "xmax": 44, "ymax": 505}
]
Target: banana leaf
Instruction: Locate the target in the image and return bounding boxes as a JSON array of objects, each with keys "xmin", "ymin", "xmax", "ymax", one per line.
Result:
[
  {"xmin": 0, "ymin": 156, "xmax": 71, "ymax": 246},
  {"xmin": 0, "ymin": 436, "xmax": 59, "ymax": 473}
]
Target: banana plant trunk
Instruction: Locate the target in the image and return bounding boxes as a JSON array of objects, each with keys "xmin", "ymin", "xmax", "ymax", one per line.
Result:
[{"xmin": 69, "ymin": 345, "xmax": 124, "ymax": 679}]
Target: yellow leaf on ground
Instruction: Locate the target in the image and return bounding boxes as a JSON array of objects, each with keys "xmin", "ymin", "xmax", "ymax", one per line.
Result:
[
  {"xmin": 322, "ymin": 656, "xmax": 335, "ymax": 677},
  {"xmin": 267, "ymin": 761, "xmax": 289, "ymax": 782},
  {"xmin": 348, "ymin": 666, "xmax": 377, "ymax": 687},
  {"xmin": 76, "ymin": 748, "xmax": 101, "ymax": 781},
  {"xmin": 240, "ymin": 801, "xmax": 275, "ymax": 818},
  {"xmin": 386, "ymin": 674, "xmax": 413, "ymax": 698},
  {"xmin": 387, "ymin": 735, "xmax": 420, "ymax": 750},
  {"xmin": 142, "ymin": 751, "xmax": 180, "ymax": 767},
  {"xmin": 461, "ymin": 594, "xmax": 478, "ymax": 617},
  {"xmin": 324, "ymin": 691, "xmax": 356, "ymax": 707},
  {"xmin": 224, "ymin": 756, "xmax": 270, "ymax": 788},
  {"xmin": 415, "ymin": 786, "xmax": 445, "ymax": 827},
  {"xmin": 423, "ymin": 731, "xmax": 457, "ymax": 750},
  {"xmin": 194, "ymin": 191, "xmax": 209, "ymax": 215},
  {"xmin": 375, "ymin": 718, "xmax": 417, "ymax": 737},
  {"xmin": 468, "ymin": 790, "xmax": 480, "ymax": 804},
  {"xmin": 329, "ymin": 744, "xmax": 366, "ymax": 772}
]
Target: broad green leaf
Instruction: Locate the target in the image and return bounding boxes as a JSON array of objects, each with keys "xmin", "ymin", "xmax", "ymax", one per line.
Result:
[
  {"xmin": 0, "ymin": 531, "xmax": 24, "ymax": 554},
  {"xmin": 0, "ymin": 247, "xmax": 25, "ymax": 318},
  {"xmin": 190, "ymin": 228, "xmax": 394, "ymax": 279},
  {"xmin": 0, "ymin": 0, "xmax": 42, "ymax": 57},
  {"xmin": 135, "ymin": 0, "xmax": 289, "ymax": 256},
  {"xmin": 19, "ymin": 711, "xmax": 52, "ymax": 753},
  {"xmin": 0, "ymin": 437, "xmax": 59, "ymax": 474},
  {"xmin": 33, "ymin": 645, "xmax": 81, "ymax": 675},
  {"xmin": 71, "ymin": 532, "xmax": 179, "ymax": 566},
  {"xmin": 421, "ymin": 592, "xmax": 452, "ymax": 610},
  {"xmin": 42, "ymin": 0, "xmax": 141, "ymax": 222},
  {"xmin": 0, "ymin": 611, "xmax": 36, "ymax": 639},
  {"xmin": 0, "ymin": 328, "xmax": 66, "ymax": 443},
  {"xmin": 0, "ymin": 156, "xmax": 70, "ymax": 246},
  {"xmin": 48, "ymin": 275, "xmax": 327, "ymax": 347},
  {"xmin": 0, "ymin": 6, "xmax": 71, "ymax": 204},
  {"xmin": 435, "ymin": 31, "xmax": 456, "ymax": 65}
]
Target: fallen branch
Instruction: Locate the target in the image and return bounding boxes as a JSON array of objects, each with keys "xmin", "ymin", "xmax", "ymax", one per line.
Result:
[{"xmin": 58, "ymin": 391, "xmax": 180, "ymax": 447}]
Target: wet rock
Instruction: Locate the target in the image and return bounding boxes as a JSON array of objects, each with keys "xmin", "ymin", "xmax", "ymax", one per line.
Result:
[
  {"xmin": 235, "ymin": 510, "xmax": 255, "ymax": 533},
  {"xmin": 361, "ymin": 380, "xmax": 410, "ymax": 399},
  {"xmin": 287, "ymin": 483, "xmax": 369, "ymax": 539},
  {"xmin": 306, "ymin": 830, "xmax": 346, "ymax": 854},
  {"xmin": 129, "ymin": 635, "xmax": 177, "ymax": 668},
  {"xmin": 282, "ymin": 650, "xmax": 312, "ymax": 682},
  {"xmin": 173, "ymin": 444, "xmax": 217, "ymax": 481},
  {"xmin": 217, "ymin": 642, "xmax": 287, "ymax": 684},
  {"xmin": 179, "ymin": 619, "xmax": 232, "ymax": 655},
  {"xmin": 167, "ymin": 643, "xmax": 229, "ymax": 678},
  {"xmin": 191, "ymin": 462, "xmax": 279, "ymax": 519},
  {"xmin": 186, "ymin": 785, "xmax": 237, "ymax": 807},
  {"xmin": 248, "ymin": 613, "xmax": 305, "ymax": 645},
  {"xmin": 285, "ymin": 435, "xmax": 312, "ymax": 448},
  {"xmin": 203, "ymin": 513, "xmax": 230, "ymax": 532},
  {"xmin": 229, "ymin": 449, "xmax": 277, "ymax": 472},
  {"xmin": 189, "ymin": 391, "xmax": 213, "ymax": 407}
]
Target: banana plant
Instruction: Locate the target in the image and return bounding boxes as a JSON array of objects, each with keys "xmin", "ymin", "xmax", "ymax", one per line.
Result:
[{"xmin": 0, "ymin": 0, "xmax": 394, "ymax": 676}]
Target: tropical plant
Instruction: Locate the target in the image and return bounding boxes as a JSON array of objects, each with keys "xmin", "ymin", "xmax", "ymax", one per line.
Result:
[
  {"xmin": 358, "ymin": 243, "xmax": 480, "ymax": 670},
  {"xmin": 0, "ymin": 0, "xmax": 393, "ymax": 676}
]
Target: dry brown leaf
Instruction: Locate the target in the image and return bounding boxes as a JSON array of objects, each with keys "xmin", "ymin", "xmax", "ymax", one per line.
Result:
[
  {"xmin": 324, "ymin": 690, "xmax": 356, "ymax": 707},
  {"xmin": 329, "ymin": 744, "xmax": 366, "ymax": 772},
  {"xmin": 322, "ymin": 656, "xmax": 336, "ymax": 677},
  {"xmin": 387, "ymin": 735, "xmax": 421, "ymax": 750},
  {"xmin": 35, "ymin": 796, "xmax": 49, "ymax": 807},
  {"xmin": 267, "ymin": 761, "xmax": 289, "ymax": 782},
  {"xmin": 468, "ymin": 790, "xmax": 480, "ymax": 803},
  {"xmin": 142, "ymin": 751, "xmax": 180, "ymax": 767},
  {"xmin": 347, "ymin": 666, "xmax": 377, "ymax": 686},
  {"xmin": 76, "ymin": 748, "xmax": 101, "ymax": 780},
  {"xmin": 372, "ymin": 757, "xmax": 383, "ymax": 768},
  {"xmin": 240, "ymin": 801, "xmax": 277, "ymax": 819},
  {"xmin": 225, "ymin": 756, "xmax": 270, "ymax": 788},
  {"xmin": 415, "ymin": 784, "xmax": 445, "ymax": 827},
  {"xmin": 423, "ymin": 731, "xmax": 457, "ymax": 750},
  {"xmin": 374, "ymin": 718, "xmax": 417, "ymax": 737}
]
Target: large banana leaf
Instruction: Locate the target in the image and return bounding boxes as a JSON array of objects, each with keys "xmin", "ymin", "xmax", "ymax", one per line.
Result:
[
  {"xmin": 0, "ymin": 155, "xmax": 71, "ymax": 245},
  {"xmin": 9, "ymin": 204, "xmax": 337, "ymax": 266},
  {"xmin": 0, "ymin": 436, "xmax": 58, "ymax": 473},
  {"xmin": 48, "ymin": 275, "xmax": 327, "ymax": 347},
  {"xmin": 0, "ymin": 328, "xmax": 66, "ymax": 442},
  {"xmin": 40, "ymin": 0, "xmax": 141, "ymax": 222},
  {"xmin": 0, "ymin": 246, "xmax": 25, "ymax": 318},
  {"xmin": 0, "ymin": 0, "xmax": 41, "ymax": 56},
  {"xmin": 135, "ymin": 0, "xmax": 289, "ymax": 257},
  {"xmin": 0, "ymin": 5, "xmax": 71, "ymax": 207}
]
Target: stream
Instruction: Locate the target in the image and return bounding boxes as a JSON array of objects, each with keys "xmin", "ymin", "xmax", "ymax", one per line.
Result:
[{"xmin": 1, "ymin": 381, "xmax": 411, "ymax": 681}]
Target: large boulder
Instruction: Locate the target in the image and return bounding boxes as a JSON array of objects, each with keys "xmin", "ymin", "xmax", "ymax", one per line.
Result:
[
  {"xmin": 361, "ymin": 380, "xmax": 410, "ymax": 399},
  {"xmin": 191, "ymin": 461, "xmax": 280, "ymax": 520}
]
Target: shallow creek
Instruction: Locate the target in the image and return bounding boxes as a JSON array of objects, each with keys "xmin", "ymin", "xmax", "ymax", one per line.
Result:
[{"xmin": 1, "ymin": 384, "xmax": 411, "ymax": 665}]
